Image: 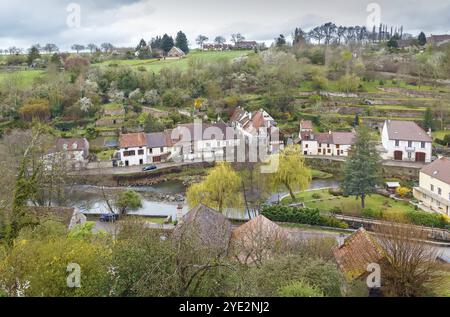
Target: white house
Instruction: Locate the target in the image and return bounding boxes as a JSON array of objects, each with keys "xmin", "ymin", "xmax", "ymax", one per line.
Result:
[
  {"xmin": 146, "ymin": 131, "xmax": 174, "ymax": 163},
  {"xmin": 413, "ymin": 157, "xmax": 450, "ymax": 216},
  {"xmin": 230, "ymin": 107, "xmax": 281, "ymax": 154},
  {"xmin": 299, "ymin": 131, "xmax": 356, "ymax": 157},
  {"xmin": 117, "ymin": 122, "xmax": 241, "ymax": 165},
  {"xmin": 44, "ymin": 138, "xmax": 90, "ymax": 170},
  {"xmin": 381, "ymin": 120, "xmax": 432, "ymax": 163},
  {"xmin": 169, "ymin": 122, "xmax": 240, "ymax": 162},
  {"xmin": 118, "ymin": 132, "xmax": 148, "ymax": 166}
]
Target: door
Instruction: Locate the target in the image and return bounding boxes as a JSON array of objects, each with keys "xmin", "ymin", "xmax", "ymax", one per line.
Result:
[
  {"xmin": 153, "ymin": 156, "xmax": 162, "ymax": 163},
  {"xmin": 415, "ymin": 152, "xmax": 426, "ymax": 162},
  {"xmin": 394, "ymin": 151, "xmax": 403, "ymax": 161},
  {"xmin": 139, "ymin": 159, "xmax": 144, "ymax": 165}
]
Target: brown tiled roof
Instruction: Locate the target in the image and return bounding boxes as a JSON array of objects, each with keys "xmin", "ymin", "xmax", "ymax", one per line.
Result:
[
  {"xmin": 300, "ymin": 120, "xmax": 313, "ymax": 130},
  {"xmin": 332, "ymin": 132, "xmax": 356, "ymax": 145},
  {"xmin": 315, "ymin": 133, "xmax": 333, "ymax": 144},
  {"xmin": 385, "ymin": 120, "xmax": 432, "ymax": 142},
  {"xmin": 333, "ymin": 228, "xmax": 385, "ymax": 281},
  {"xmin": 119, "ymin": 132, "xmax": 147, "ymax": 148},
  {"xmin": 429, "ymin": 35, "xmax": 450, "ymax": 43},
  {"xmin": 420, "ymin": 157, "xmax": 450, "ymax": 185}
]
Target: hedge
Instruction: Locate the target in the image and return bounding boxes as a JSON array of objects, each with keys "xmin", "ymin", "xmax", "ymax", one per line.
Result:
[{"xmin": 261, "ymin": 205, "xmax": 348, "ymax": 229}]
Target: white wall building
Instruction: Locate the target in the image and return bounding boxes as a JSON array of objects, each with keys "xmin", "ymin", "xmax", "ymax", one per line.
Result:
[
  {"xmin": 44, "ymin": 138, "xmax": 90, "ymax": 170},
  {"xmin": 299, "ymin": 131, "xmax": 355, "ymax": 157},
  {"xmin": 381, "ymin": 120, "xmax": 432, "ymax": 163},
  {"xmin": 118, "ymin": 133, "xmax": 148, "ymax": 166},
  {"xmin": 413, "ymin": 157, "xmax": 450, "ymax": 216}
]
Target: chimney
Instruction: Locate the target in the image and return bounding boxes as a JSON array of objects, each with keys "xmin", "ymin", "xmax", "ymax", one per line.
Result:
[
  {"xmin": 176, "ymin": 204, "xmax": 184, "ymax": 224},
  {"xmin": 427, "ymin": 128, "xmax": 432, "ymax": 137},
  {"xmin": 329, "ymin": 130, "xmax": 332, "ymax": 135}
]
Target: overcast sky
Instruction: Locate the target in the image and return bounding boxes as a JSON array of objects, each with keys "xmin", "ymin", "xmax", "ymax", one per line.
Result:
[{"xmin": 0, "ymin": 0, "xmax": 449, "ymax": 50}]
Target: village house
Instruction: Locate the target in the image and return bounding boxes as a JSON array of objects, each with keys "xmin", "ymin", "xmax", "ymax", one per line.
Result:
[
  {"xmin": 413, "ymin": 157, "xmax": 450, "ymax": 216},
  {"xmin": 299, "ymin": 130, "xmax": 356, "ymax": 157},
  {"xmin": 169, "ymin": 122, "xmax": 240, "ymax": 162},
  {"xmin": 299, "ymin": 120, "xmax": 313, "ymax": 133},
  {"xmin": 167, "ymin": 46, "xmax": 186, "ymax": 59},
  {"xmin": 235, "ymin": 41, "xmax": 259, "ymax": 50},
  {"xmin": 118, "ymin": 132, "xmax": 147, "ymax": 166},
  {"xmin": 44, "ymin": 137, "xmax": 90, "ymax": 170},
  {"xmin": 117, "ymin": 122, "xmax": 240, "ymax": 166},
  {"xmin": 230, "ymin": 107, "xmax": 282, "ymax": 154},
  {"xmin": 202, "ymin": 43, "xmax": 233, "ymax": 51},
  {"xmin": 146, "ymin": 131, "xmax": 174, "ymax": 163},
  {"xmin": 381, "ymin": 120, "xmax": 432, "ymax": 163}
]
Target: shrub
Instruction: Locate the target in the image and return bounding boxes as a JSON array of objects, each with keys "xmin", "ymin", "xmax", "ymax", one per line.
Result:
[
  {"xmin": 361, "ymin": 208, "xmax": 383, "ymax": 219},
  {"xmin": 261, "ymin": 205, "xmax": 348, "ymax": 229},
  {"xmin": 278, "ymin": 280, "xmax": 324, "ymax": 297},
  {"xmin": 406, "ymin": 210, "xmax": 448, "ymax": 229},
  {"xmin": 329, "ymin": 188, "xmax": 343, "ymax": 196},
  {"xmin": 395, "ymin": 187, "xmax": 411, "ymax": 198},
  {"xmin": 312, "ymin": 193, "xmax": 322, "ymax": 200}
]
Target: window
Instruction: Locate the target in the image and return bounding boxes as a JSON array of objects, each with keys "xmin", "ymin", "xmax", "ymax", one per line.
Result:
[
  {"xmin": 149, "ymin": 148, "xmax": 153, "ymax": 154},
  {"xmin": 123, "ymin": 150, "xmax": 136, "ymax": 157},
  {"xmin": 160, "ymin": 147, "xmax": 164, "ymax": 152},
  {"xmin": 438, "ymin": 188, "xmax": 442, "ymax": 195},
  {"xmin": 431, "ymin": 184, "xmax": 434, "ymax": 192},
  {"xmin": 327, "ymin": 149, "xmax": 331, "ymax": 154},
  {"xmin": 421, "ymin": 142, "xmax": 425, "ymax": 149},
  {"xmin": 318, "ymin": 149, "xmax": 322, "ymax": 153},
  {"xmin": 138, "ymin": 149, "xmax": 144, "ymax": 155},
  {"xmin": 408, "ymin": 141, "xmax": 412, "ymax": 147},
  {"xmin": 395, "ymin": 140, "xmax": 399, "ymax": 147},
  {"xmin": 305, "ymin": 144, "xmax": 309, "ymax": 148},
  {"xmin": 407, "ymin": 152, "xmax": 412, "ymax": 159}
]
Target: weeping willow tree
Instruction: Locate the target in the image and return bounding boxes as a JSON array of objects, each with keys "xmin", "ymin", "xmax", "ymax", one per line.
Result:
[
  {"xmin": 269, "ymin": 145, "xmax": 312, "ymax": 201},
  {"xmin": 186, "ymin": 162, "xmax": 242, "ymax": 214}
]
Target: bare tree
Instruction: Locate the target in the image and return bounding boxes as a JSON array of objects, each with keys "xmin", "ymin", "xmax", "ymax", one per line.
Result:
[{"xmin": 374, "ymin": 223, "xmax": 444, "ymax": 297}]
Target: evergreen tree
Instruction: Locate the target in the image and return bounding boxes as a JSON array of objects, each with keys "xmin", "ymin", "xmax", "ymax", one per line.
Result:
[
  {"xmin": 27, "ymin": 46, "xmax": 41, "ymax": 66},
  {"xmin": 342, "ymin": 125, "xmax": 382, "ymax": 209},
  {"xmin": 275, "ymin": 34, "xmax": 287, "ymax": 47},
  {"xmin": 175, "ymin": 31, "xmax": 189, "ymax": 53},
  {"xmin": 418, "ymin": 32, "xmax": 427, "ymax": 46},
  {"xmin": 160, "ymin": 34, "xmax": 175, "ymax": 54},
  {"xmin": 423, "ymin": 107, "xmax": 435, "ymax": 131},
  {"xmin": 136, "ymin": 39, "xmax": 151, "ymax": 59}
]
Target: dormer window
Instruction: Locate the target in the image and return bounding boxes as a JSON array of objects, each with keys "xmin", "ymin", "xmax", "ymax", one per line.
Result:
[{"xmin": 72, "ymin": 143, "xmax": 78, "ymax": 150}]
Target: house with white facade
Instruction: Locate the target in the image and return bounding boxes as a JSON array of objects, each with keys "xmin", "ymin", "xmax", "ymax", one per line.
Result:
[
  {"xmin": 44, "ymin": 138, "xmax": 90, "ymax": 170},
  {"xmin": 299, "ymin": 131, "xmax": 356, "ymax": 157},
  {"xmin": 118, "ymin": 132, "xmax": 148, "ymax": 166},
  {"xmin": 413, "ymin": 157, "xmax": 450, "ymax": 216},
  {"xmin": 117, "ymin": 122, "xmax": 241, "ymax": 166},
  {"xmin": 230, "ymin": 107, "xmax": 282, "ymax": 154},
  {"xmin": 381, "ymin": 120, "xmax": 432, "ymax": 163}
]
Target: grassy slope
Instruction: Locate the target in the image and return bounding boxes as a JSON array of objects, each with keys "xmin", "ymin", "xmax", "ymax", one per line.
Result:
[{"xmin": 94, "ymin": 50, "xmax": 253, "ymax": 73}]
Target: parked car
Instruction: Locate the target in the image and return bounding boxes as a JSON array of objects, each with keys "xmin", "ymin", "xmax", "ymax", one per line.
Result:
[
  {"xmin": 99, "ymin": 213, "xmax": 119, "ymax": 222},
  {"xmin": 143, "ymin": 164, "xmax": 157, "ymax": 171}
]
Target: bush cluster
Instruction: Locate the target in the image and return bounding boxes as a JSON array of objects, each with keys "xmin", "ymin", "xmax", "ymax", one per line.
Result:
[{"xmin": 261, "ymin": 205, "xmax": 349, "ymax": 229}]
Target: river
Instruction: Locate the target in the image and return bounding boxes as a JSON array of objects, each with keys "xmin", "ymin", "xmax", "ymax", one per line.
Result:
[{"xmin": 67, "ymin": 178, "xmax": 340, "ymax": 221}]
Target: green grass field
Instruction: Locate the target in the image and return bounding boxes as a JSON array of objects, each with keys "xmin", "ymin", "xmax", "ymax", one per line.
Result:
[
  {"xmin": 0, "ymin": 70, "xmax": 44, "ymax": 88},
  {"xmin": 282, "ymin": 189, "xmax": 416, "ymax": 218},
  {"xmin": 94, "ymin": 50, "xmax": 253, "ymax": 73}
]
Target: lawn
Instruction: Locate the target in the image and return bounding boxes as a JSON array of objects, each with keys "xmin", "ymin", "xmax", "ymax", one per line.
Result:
[
  {"xmin": 282, "ymin": 189, "xmax": 416, "ymax": 219},
  {"xmin": 95, "ymin": 50, "xmax": 253, "ymax": 73},
  {"xmin": 0, "ymin": 70, "xmax": 44, "ymax": 88},
  {"xmin": 433, "ymin": 130, "xmax": 450, "ymax": 140}
]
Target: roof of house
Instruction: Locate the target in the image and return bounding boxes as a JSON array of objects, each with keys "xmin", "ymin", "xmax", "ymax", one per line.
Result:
[
  {"xmin": 119, "ymin": 132, "xmax": 147, "ymax": 148},
  {"xmin": 332, "ymin": 132, "xmax": 356, "ymax": 145},
  {"xmin": 171, "ymin": 122, "xmax": 235, "ymax": 142},
  {"xmin": 168, "ymin": 46, "xmax": 186, "ymax": 56},
  {"xmin": 420, "ymin": 157, "xmax": 450, "ymax": 185},
  {"xmin": 384, "ymin": 120, "xmax": 432, "ymax": 142},
  {"xmin": 173, "ymin": 204, "xmax": 232, "ymax": 252},
  {"xmin": 428, "ymin": 35, "xmax": 450, "ymax": 43},
  {"xmin": 146, "ymin": 131, "xmax": 173, "ymax": 148},
  {"xmin": 333, "ymin": 228, "xmax": 385, "ymax": 281},
  {"xmin": 300, "ymin": 120, "xmax": 313, "ymax": 130},
  {"xmin": 301, "ymin": 131, "xmax": 355, "ymax": 145},
  {"xmin": 231, "ymin": 215, "xmax": 285, "ymax": 241},
  {"xmin": 55, "ymin": 138, "xmax": 89, "ymax": 152}
]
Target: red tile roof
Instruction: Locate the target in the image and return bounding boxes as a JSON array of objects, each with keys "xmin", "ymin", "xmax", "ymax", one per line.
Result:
[
  {"xmin": 300, "ymin": 120, "xmax": 313, "ymax": 130},
  {"xmin": 333, "ymin": 228, "xmax": 385, "ymax": 281},
  {"xmin": 119, "ymin": 132, "xmax": 147, "ymax": 148},
  {"xmin": 420, "ymin": 157, "xmax": 450, "ymax": 185}
]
